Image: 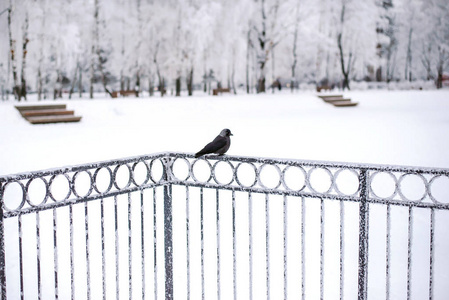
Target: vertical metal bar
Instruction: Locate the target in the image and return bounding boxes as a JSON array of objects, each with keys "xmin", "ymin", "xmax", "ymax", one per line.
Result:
[
  {"xmin": 36, "ymin": 212, "xmax": 41, "ymax": 300},
  {"xmin": 357, "ymin": 169, "xmax": 369, "ymax": 300},
  {"xmin": 85, "ymin": 202, "xmax": 91, "ymax": 300},
  {"xmin": 283, "ymin": 195, "xmax": 288, "ymax": 300},
  {"xmin": 301, "ymin": 197, "xmax": 306, "ymax": 300},
  {"xmin": 0, "ymin": 187, "xmax": 6, "ymax": 300},
  {"xmin": 186, "ymin": 187, "xmax": 190, "ymax": 300},
  {"xmin": 128, "ymin": 193, "xmax": 133, "ymax": 300},
  {"xmin": 153, "ymin": 188, "xmax": 158, "ymax": 300},
  {"xmin": 53, "ymin": 208, "xmax": 59, "ymax": 299},
  {"xmin": 385, "ymin": 204, "xmax": 391, "ymax": 300},
  {"xmin": 320, "ymin": 198, "xmax": 324, "ymax": 300},
  {"xmin": 216, "ymin": 189, "xmax": 220, "ymax": 300},
  {"xmin": 265, "ymin": 194, "xmax": 270, "ymax": 300},
  {"xmin": 340, "ymin": 201, "xmax": 344, "ymax": 300},
  {"xmin": 164, "ymin": 183, "xmax": 174, "ymax": 300},
  {"xmin": 428, "ymin": 208, "xmax": 434, "ymax": 300},
  {"xmin": 18, "ymin": 215, "xmax": 24, "ymax": 300},
  {"xmin": 200, "ymin": 188, "xmax": 205, "ymax": 300},
  {"xmin": 69, "ymin": 205, "xmax": 75, "ymax": 300},
  {"xmin": 248, "ymin": 192, "xmax": 253, "ymax": 300},
  {"xmin": 141, "ymin": 191, "xmax": 146, "ymax": 300},
  {"xmin": 232, "ymin": 190, "xmax": 237, "ymax": 300},
  {"xmin": 101, "ymin": 198, "xmax": 106, "ymax": 300},
  {"xmin": 114, "ymin": 195, "xmax": 120, "ymax": 300},
  {"xmin": 407, "ymin": 206, "xmax": 413, "ymax": 300}
]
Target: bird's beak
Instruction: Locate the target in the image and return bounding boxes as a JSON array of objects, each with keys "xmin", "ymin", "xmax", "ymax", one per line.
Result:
[{"xmin": 230, "ymin": 133, "xmax": 234, "ymax": 136}]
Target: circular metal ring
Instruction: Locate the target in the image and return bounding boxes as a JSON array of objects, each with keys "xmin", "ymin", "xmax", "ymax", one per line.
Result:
[
  {"xmin": 369, "ymin": 171, "xmax": 398, "ymax": 200},
  {"xmin": 25, "ymin": 177, "xmax": 49, "ymax": 207},
  {"xmin": 428, "ymin": 174, "xmax": 449, "ymax": 203},
  {"xmin": 148, "ymin": 158, "xmax": 165, "ymax": 184},
  {"xmin": 281, "ymin": 165, "xmax": 307, "ymax": 192},
  {"xmin": 258, "ymin": 163, "xmax": 282, "ymax": 190},
  {"xmin": 48, "ymin": 173, "xmax": 72, "ymax": 202},
  {"xmin": 333, "ymin": 168, "xmax": 360, "ymax": 197},
  {"xmin": 306, "ymin": 167, "xmax": 334, "ymax": 194},
  {"xmin": 397, "ymin": 173, "xmax": 428, "ymax": 202},
  {"xmin": 113, "ymin": 164, "xmax": 132, "ymax": 190},
  {"xmin": 171, "ymin": 157, "xmax": 191, "ymax": 182},
  {"xmin": 234, "ymin": 162, "xmax": 258, "ymax": 188},
  {"xmin": 2, "ymin": 180, "xmax": 26, "ymax": 212},
  {"xmin": 93, "ymin": 167, "xmax": 113, "ymax": 194},
  {"xmin": 190, "ymin": 158, "xmax": 213, "ymax": 183},
  {"xmin": 131, "ymin": 160, "xmax": 151, "ymax": 187},
  {"xmin": 212, "ymin": 160, "xmax": 235, "ymax": 186},
  {"xmin": 72, "ymin": 170, "xmax": 93, "ymax": 198}
]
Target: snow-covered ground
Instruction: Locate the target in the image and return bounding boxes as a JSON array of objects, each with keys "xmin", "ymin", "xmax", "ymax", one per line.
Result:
[
  {"xmin": 1, "ymin": 89, "xmax": 449, "ymax": 176},
  {"xmin": 1, "ymin": 90, "xmax": 449, "ymax": 299}
]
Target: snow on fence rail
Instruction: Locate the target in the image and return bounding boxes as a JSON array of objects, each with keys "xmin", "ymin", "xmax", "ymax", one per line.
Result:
[{"xmin": 0, "ymin": 152, "xmax": 448, "ymax": 299}]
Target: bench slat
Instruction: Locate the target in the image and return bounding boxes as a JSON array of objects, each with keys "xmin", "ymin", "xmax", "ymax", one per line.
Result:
[
  {"xmin": 22, "ymin": 109, "xmax": 75, "ymax": 117},
  {"xmin": 15, "ymin": 104, "xmax": 67, "ymax": 112},
  {"xmin": 332, "ymin": 101, "xmax": 359, "ymax": 107},
  {"xmin": 25, "ymin": 115, "xmax": 82, "ymax": 124}
]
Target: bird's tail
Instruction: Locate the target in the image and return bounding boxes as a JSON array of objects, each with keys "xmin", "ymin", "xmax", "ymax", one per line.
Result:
[{"xmin": 194, "ymin": 152, "xmax": 203, "ymax": 158}]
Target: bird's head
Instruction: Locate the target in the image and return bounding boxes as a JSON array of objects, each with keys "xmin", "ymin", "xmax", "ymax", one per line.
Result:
[{"xmin": 220, "ymin": 128, "xmax": 233, "ymax": 137}]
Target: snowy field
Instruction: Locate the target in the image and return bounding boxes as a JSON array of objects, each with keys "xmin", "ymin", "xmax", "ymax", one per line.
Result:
[
  {"xmin": 1, "ymin": 89, "xmax": 449, "ymax": 175},
  {"xmin": 1, "ymin": 90, "xmax": 449, "ymax": 299}
]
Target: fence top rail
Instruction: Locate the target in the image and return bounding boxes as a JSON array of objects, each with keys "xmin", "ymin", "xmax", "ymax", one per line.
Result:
[
  {"xmin": 167, "ymin": 152, "xmax": 449, "ymax": 175},
  {"xmin": 1, "ymin": 152, "xmax": 448, "ymax": 216},
  {"xmin": 0, "ymin": 152, "xmax": 168, "ymax": 183},
  {"xmin": 1, "ymin": 152, "xmax": 448, "ymax": 182}
]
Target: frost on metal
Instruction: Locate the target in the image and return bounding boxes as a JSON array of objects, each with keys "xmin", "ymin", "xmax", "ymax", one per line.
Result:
[{"xmin": 0, "ymin": 152, "xmax": 448, "ymax": 299}]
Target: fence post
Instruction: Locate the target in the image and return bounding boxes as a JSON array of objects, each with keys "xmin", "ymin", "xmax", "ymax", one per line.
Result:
[
  {"xmin": 163, "ymin": 157, "xmax": 174, "ymax": 300},
  {"xmin": 358, "ymin": 169, "xmax": 369, "ymax": 300},
  {"xmin": 0, "ymin": 183, "xmax": 6, "ymax": 300}
]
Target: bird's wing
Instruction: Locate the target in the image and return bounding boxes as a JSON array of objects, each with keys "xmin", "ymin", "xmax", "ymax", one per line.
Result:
[{"xmin": 198, "ymin": 135, "xmax": 227, "ymax": 154}]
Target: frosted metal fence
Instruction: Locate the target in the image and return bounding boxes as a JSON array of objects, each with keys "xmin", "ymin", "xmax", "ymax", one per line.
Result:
[{"xmin": 0, "ymin": 152, "xmax": 448, "ymax": 299}]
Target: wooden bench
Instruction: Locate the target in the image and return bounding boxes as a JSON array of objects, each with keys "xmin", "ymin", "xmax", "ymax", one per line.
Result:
[
  {"xmin": 213, "ymin": 88, "xmax": 231, "ymax": 96},
  {"xmin": 15, "ymin": 104, "xmax": 82, "ymax": 124},
  {"xmin": 316, "ymin": 94, "xmax": 358, "ymax": 107},
  {"xmin": 316, "ymin": 85, "xmax": 333, "ymax": 92},
  {"xmin": 111, "ymin": 90, "xmax": 139, "ymax": 98}
]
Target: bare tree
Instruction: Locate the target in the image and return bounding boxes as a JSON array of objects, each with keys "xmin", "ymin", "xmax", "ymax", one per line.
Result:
[
  {"xmin": 7, "ymin": 1, "xmax": 20, "ymax": 100},
  {"xmin": 252, "ymin": 0, "xmax": 282, "ymax": 93},
  {"xmin": 19, "ymin": 10, "xmax": 29, "ymax": 101},
  {"xmin": 290, "ymin": 0, "xmax": 301, "ymax": 92},
  {"xmin": 336, "ymin": 0, "xmax": 354, "ymax": 90}
]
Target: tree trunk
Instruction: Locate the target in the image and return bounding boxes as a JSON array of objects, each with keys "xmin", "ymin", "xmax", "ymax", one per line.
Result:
[
  {"xmin": 291, "ymin": 0, "xmax": 300, "ymax": 93},
  {"xmin": 69, "ymin": 62, "xmax": 79, "ymax": 99},
  {"xmin": 404, "ymin": 27, "xmax": 413, "ymax": 81},
  {"xmin": 78, "ymin": 68, "xmax": 83, "ymax": 98},
  {"xmin": 186, "ymin": 67, "xmax": 193, "ymax": 96},
  {"xmin": 175, "ymin": 76, "xmax": 181, "ymax": 97},
  {"xmin": 246, "ymin": 28, "xmax": 251, "ymax": 94},
  {"xmin": 337, "ymin": 33, "xmax": 351, "ymax": 90},
  {"xmin": 436, "ymin": 48, "xmax": 446, "ymax": 89},
  {"xmin": 90, "ymin": 41, "xmax": 95, "ymax": 99},
  {"xmin": 136, "ymin": 70, "xmax": 140, "ymax": 97},
  {"xmin": 7, "ymin": 5, "xmax": 19, "ymax": 100},
  {"xmin": 19, "ymin": 12, "xmax": 29, "ymax": 101},
  {"xmin": 149, "ymin": 77, "xmax": 154, "ymax": 96}
]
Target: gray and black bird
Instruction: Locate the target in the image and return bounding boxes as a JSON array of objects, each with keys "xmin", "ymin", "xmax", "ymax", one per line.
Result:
[{"xmin": 195, "ymin": 128, "xmax": 233, "ymax": 158}]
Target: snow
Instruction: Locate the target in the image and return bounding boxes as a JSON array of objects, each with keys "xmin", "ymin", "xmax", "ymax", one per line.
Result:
[
  {"xmin": 1, "ymin": 90, "xmax": 449, "ymax": 299},
  {"xmin": 1, "ymin": 89, "xmax": 449, "ymax": 176}
]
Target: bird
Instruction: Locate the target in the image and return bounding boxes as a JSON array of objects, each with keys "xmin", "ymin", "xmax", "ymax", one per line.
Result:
[{"xmin": 195, "ymin": 128, "xmax": 233, "ymax": 158}]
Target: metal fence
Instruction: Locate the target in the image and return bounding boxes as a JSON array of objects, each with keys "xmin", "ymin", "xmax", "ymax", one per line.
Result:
[{"xmin": 0, "ymin": 152, "xmax": 448, "ymax": 299}]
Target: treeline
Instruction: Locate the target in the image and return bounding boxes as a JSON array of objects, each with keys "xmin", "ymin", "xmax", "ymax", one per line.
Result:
[{"xmin": 1, "ymin": 0, "xmax": 448, "ymax": 101}]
